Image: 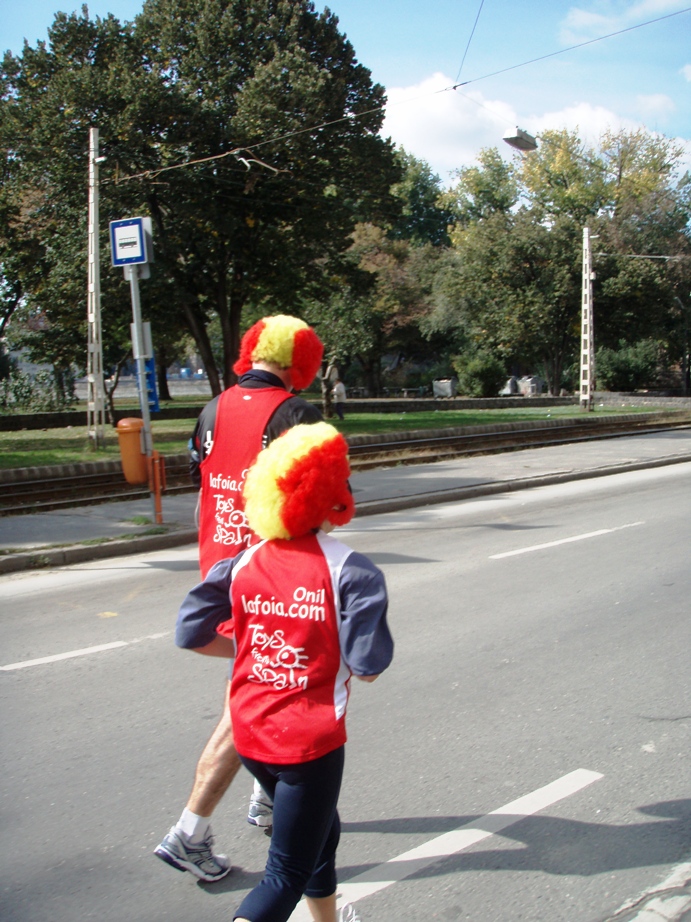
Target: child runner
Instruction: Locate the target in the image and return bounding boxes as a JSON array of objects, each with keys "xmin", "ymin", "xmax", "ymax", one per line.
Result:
[{"xmin": 175, "ymin": 422, "xmax": 394, "ymax": 922}]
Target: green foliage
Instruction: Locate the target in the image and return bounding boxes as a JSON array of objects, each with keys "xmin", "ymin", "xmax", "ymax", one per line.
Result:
[
  {"xmin": 452, "ymin": 351, "xmax": 506, "ymax": 398},
  {"xmin": 1, "ymin": 1, "xmax": 400, "ymax": 395},
  {"xmin": 390, "ymin": 148, "xmax": 451, "ymax": 245},
  {"xmin": 0, "ymin": 369, "xmax": 76, "ymax": 412},
  {"xmin": 426, "ymin": 128, "xmax": 691, "ymax": 396},
  {"xmin": 441, "ymin": 148, "xmax": 518, "ymax": 225},
  {"xmin": 595, "ymin": 339, "xmax": 661, "ymax": 392}
]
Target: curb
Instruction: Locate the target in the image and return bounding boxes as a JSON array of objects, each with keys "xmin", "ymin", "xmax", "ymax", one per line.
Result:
[{"xmin": 3, "ymin": 452, "xmax": 691, "ymax": 576}]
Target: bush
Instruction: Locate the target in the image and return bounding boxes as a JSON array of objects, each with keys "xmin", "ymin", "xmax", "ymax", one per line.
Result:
[
  {"xmin": 595, "ymin": 340, "xmax": 660, "ymax": 392},
  {"xmin": 0, "ymin": 368, "xmax": 76, "ymax": 413},
  {"xmin": 452, "ymin": 352, "xmax": 506, "ymax": 398}
]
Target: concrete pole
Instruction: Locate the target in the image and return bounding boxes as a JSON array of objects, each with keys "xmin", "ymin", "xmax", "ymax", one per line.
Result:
[
  {"xmin": 580, "ymin": 227, "xmax": 595, "ymax": 411},
  {"xmin": 87, "ymin": 127, "xmax": 106, "ymax": 447}
]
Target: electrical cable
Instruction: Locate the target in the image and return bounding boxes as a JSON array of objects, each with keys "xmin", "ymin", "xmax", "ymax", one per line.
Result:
[
  {"xmin": 454, "ymin": 0, "xmax": 485, "ymax": 85},
  {"xmin": 451, "ymin": 6, "xmax": 691, "ymax": 88},
  {"xmin": 104, "ymin": 5, "xmax": 691, "ymax": 186}
]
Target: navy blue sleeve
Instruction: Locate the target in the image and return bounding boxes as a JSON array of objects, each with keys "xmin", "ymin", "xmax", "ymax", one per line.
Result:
[
  {"xmin": 338, "ymin": 552, "xmax": 393, "ymax": 676},
  {"xmin": 175, "ymin": 557, "xmax": 237, "ymax": 649}
]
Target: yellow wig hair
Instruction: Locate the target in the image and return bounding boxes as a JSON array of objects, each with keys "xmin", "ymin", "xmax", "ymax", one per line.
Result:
[
  {"xmin": 233, "ymin": 315, "xmax": 324, "ymax": 390},
  {"xmin": 243, "ymin": 422, "xmax": 354, "ymax": 540}
]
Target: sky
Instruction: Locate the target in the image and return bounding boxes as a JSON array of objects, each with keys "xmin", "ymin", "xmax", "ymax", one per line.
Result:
[{"xmin": 2, "ymin": 0, "xmax": 690, "ymax": 184}]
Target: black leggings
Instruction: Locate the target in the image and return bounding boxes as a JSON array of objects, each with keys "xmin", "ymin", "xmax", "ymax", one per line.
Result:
[{"xmin": 234, "ymin": 746, "xmax": 345, "ymax": 922}]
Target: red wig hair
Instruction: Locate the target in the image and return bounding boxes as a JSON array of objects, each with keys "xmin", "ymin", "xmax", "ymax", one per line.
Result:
[{"xmin": 233, "ymin": 315, "xmax": 323, "ymax": 390}]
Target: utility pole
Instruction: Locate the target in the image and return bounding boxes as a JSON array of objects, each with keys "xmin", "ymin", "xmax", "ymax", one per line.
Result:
[
  {"xmin": 580, "ymin": 226, "xmax": 596, "ymax": 411},
  {"xmin": 87, "ymin": 127, "xmax": 106, "ymax": 447}
]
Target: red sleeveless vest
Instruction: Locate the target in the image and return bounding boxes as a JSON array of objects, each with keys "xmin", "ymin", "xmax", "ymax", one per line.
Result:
[
  {"xmin": 225, "ymin": 532, "xmax": 352, "ymax": 763},
  {"xmin": 198, "ymin": 385, "xmax": 291, "ymax": 578}
]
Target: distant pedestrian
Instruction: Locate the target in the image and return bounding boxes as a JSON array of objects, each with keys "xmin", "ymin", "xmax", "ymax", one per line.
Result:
[{"xmin": 332, "ymin": 378, "xmax": 346, "ymax": 420}]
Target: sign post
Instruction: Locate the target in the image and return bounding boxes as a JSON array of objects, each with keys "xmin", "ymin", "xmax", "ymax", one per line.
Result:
[{"xmin": 109, "ymin": 217, "xmax": 164, "ymax": 522}]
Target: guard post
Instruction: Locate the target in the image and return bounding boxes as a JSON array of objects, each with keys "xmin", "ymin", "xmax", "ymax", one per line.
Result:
[{"xmin": 109, "ymin": 217, "xmax": 164, "ymax": 523}]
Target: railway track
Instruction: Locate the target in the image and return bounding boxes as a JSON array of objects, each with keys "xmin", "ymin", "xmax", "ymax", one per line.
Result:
[{"xmin": 1, "ymin": 411, "xmax": 690, "ymax": 516}]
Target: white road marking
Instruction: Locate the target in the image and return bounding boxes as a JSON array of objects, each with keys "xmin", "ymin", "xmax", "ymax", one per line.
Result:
[
  {"xmin": 489, "ymin": 522, "xmax": 644, "ymax": 559},
  {"xmin": 0, "ymin": 631, "xmax": 171, "ymax": 671},
  {"xmin": 1, "ymin": 641, "xmax": 128, "ymax": 671},
  {"xmin": 288, "ymin": 768, "xmax": 604, "ymax": 920}
]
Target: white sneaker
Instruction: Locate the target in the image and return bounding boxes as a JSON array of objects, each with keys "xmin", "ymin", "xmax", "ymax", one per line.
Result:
[
  {"xmin": 247, "ymin": 780, "xmax": 273, "ymax": 829},
  {"xmin": 154, "ymin": 825, "xmax": 231, "ymax": 882},
  {"xmin": 340, "ymin": 904, "xmax": 362, "ymax": 922}
]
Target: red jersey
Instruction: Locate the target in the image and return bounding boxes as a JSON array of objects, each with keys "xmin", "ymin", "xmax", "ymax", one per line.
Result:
[
  {"xmin": 223, "ymin": 532, "xmax": 353, "ymax": 763},
  {"xmin": 198, "ymin": 385, "xmax": 291, "ymax": 579}
]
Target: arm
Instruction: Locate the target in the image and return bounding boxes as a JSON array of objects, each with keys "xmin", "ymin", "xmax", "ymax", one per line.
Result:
[
  {"xmin": 338, "ymin": 552, "xmax": 393, "ymax": 678},
  {"xmin": 189, "ymin": 396, "xmax": 220, "ymax": 488},
  {"xmin": 175, "ymin": 557, "xmax": 237, "ymax": 650},
  {"xmin": 191, "ymin": 635, "xmax": 237, "ymax": 658}
]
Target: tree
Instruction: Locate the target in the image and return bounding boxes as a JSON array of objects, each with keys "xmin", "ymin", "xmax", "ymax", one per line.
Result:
[
  {"xmin": 426, "ymin": 130, "xmax": 691, "ymax": 395},
  {"xmin": 390, "ymin": 148, "xmax": 452, "ymax": 245},
  {"xmin": 306, "ymin": 223, "xmax": 433, "ymax": 395},
  {"xmin": 0, "ymin": 1, "xmax": 400, "ymax": 397}
]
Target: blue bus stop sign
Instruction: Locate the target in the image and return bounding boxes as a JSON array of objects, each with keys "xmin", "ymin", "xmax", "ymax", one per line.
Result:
[{"xmin": 110, "ymin": 218, "xmax": 148, "ymax": 266}]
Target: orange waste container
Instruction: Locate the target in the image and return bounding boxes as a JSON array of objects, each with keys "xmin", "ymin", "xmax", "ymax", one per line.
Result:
[{"xmin": 116, "ymin": 418, "xmax": 149, "ymax": 485}]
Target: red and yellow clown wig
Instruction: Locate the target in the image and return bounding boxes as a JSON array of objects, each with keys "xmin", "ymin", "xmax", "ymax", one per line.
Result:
[
  {"xmin": 233, "ymin": 315, "xmax": 324, "ymax": 391},
  {"xmin": 243, "ymin": 422, "xmax": 355, "ymax": 540}
]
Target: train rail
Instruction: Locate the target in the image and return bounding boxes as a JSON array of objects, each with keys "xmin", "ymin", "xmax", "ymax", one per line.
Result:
[{"xmin": 1, "ymin": 412, "xmax": 690, "ymax": 516}]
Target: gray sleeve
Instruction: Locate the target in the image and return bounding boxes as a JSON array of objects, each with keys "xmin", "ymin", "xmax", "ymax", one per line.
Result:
[
  {"xmin": 338, "ymin": 552, "xmax": 393, "ymax": 676},
  {"xmin": 175, "ymin": 557, "xmax": 236, "ymax": 648}
]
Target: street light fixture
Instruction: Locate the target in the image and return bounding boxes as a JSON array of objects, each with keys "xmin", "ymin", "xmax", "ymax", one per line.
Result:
[{"xmin": 503, "ymin": 127, "xmax": 538, "ymax": 152}]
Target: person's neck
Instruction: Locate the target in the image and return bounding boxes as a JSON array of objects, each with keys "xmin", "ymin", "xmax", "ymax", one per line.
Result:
[{"xmin": 252, "ymin": 362, "xmax": 293, "ymax": 390}]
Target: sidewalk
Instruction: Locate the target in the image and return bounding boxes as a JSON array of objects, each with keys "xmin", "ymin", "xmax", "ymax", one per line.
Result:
[{"xmin": 2, "ymin": 427, "xmax": 691, "ymax": 576}]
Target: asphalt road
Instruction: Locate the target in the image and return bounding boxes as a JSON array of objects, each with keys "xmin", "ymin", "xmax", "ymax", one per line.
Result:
[{"xmin": 1, "ymin": 463, "xmax": 690, "ymax": 921}]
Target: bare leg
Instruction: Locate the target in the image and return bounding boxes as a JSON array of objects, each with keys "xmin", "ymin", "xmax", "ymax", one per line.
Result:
[
  {"xmin": 187, "ymin": 680, "xmax": 241, "ymax": 817},
  {"xmin": 235, "ymin": 905, "xmax": 337, "ymax": 922},
  {"xmin": 306, "ymin": 894, "xmax": 337, "ymax": 922}
]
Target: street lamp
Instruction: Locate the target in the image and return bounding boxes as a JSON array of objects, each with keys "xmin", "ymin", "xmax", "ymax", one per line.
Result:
[{"xmin": 503, "ymin": 127, "xmax": 538, "ymax": 153}]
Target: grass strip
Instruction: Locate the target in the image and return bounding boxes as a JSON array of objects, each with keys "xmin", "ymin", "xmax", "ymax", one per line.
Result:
[{"xmin": 0, "ymin": 404, "xmax": 656, "ymax": 470}]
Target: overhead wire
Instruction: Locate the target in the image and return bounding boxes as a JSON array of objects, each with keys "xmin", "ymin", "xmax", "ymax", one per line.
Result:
[
  {"xmin": 107, "ymin": 5, "xmax": 691, "ymax": 186},
  {"xmin": 454, "ymin": 0, "xmax": 485, "ymax": 85},
  {"xmin": 451, "ymin": 6, "xmax": 691, "ymax": 88}
]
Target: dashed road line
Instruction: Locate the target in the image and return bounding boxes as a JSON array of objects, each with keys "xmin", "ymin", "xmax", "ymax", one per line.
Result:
[
  {"xmin": 489, "ymin": 522, "xmax": 644, "ymax": 559},
  {"xmin": 0, "ymin": 632, "xmax": 170, "ymax": 671},
  {"xmin": 289, "ymin": 768, "xmax": 604, "ymax": 920}
]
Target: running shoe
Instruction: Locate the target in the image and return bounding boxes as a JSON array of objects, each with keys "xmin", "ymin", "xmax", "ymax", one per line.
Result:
[
  {"xmin": 154, "ymin": 826, "xmax": 231, "ymax": 882},
  {"xmin": 247, "ymin": 788, "xmax": 274, "ymax": 829},
  {"xmin": 340, "ymin": 904, "xmax": 362, "ymax": 922}
]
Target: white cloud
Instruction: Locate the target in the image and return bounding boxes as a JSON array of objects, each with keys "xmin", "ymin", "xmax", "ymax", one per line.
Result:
[
  {"xmin": 681, "ymin": 64, "xmax": 691, "ymax": 80},
  {"xmin": 381, "ymin": 74, "xmax": 649, "ymax": 181},
  {"xmin": 529, "ymin": 101, "xmax": 640, "ymax": 146},
  {"xmin": 382, "ymin": 72, "xmax": 519, "ymax": 182},
  {"xmin": 559, "ymin": 0, "xmax": 688, "ymax": 43},
  {"xmin": 560, "ymin": 8, "xmax": 611, "ymax": 44},
  {"xmin": 635, "ymin": 93, "xmax": 676, "ymax": 118}
]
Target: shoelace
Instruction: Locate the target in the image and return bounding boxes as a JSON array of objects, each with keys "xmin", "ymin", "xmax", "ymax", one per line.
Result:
[{"xmin": 188, "ymin": 833, "xmax": 215, "ymax": 859}]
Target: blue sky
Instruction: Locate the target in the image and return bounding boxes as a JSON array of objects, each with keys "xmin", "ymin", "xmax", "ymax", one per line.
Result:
[{"xmin": 2, "ymin": 0, "xmax": 690, "ymax": 182}]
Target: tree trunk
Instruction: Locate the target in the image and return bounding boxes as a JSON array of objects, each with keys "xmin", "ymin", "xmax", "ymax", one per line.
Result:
[
  {"xmin": 358, "ymin": 354, "xmax": 381, "ymax": 397},
  {"xmin": 224, "ymin": 264, "xmax": 245, "ymax": 389},
  {"xmin": 183, "ymin": 301, "xmax": 222, "ymax": 396},
  {"xmin": 156, "ymin": 344, "xmax": 172, "ymax": 402}
]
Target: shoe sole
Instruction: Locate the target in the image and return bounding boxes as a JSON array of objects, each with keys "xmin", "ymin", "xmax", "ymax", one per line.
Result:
[
  {"xmin": 247, "ymin": 815, "xmax": 273, "ymax": 828},
  {"xmin": 153, "ymin": 846, "xmax": 232, "ymax": 882}
]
